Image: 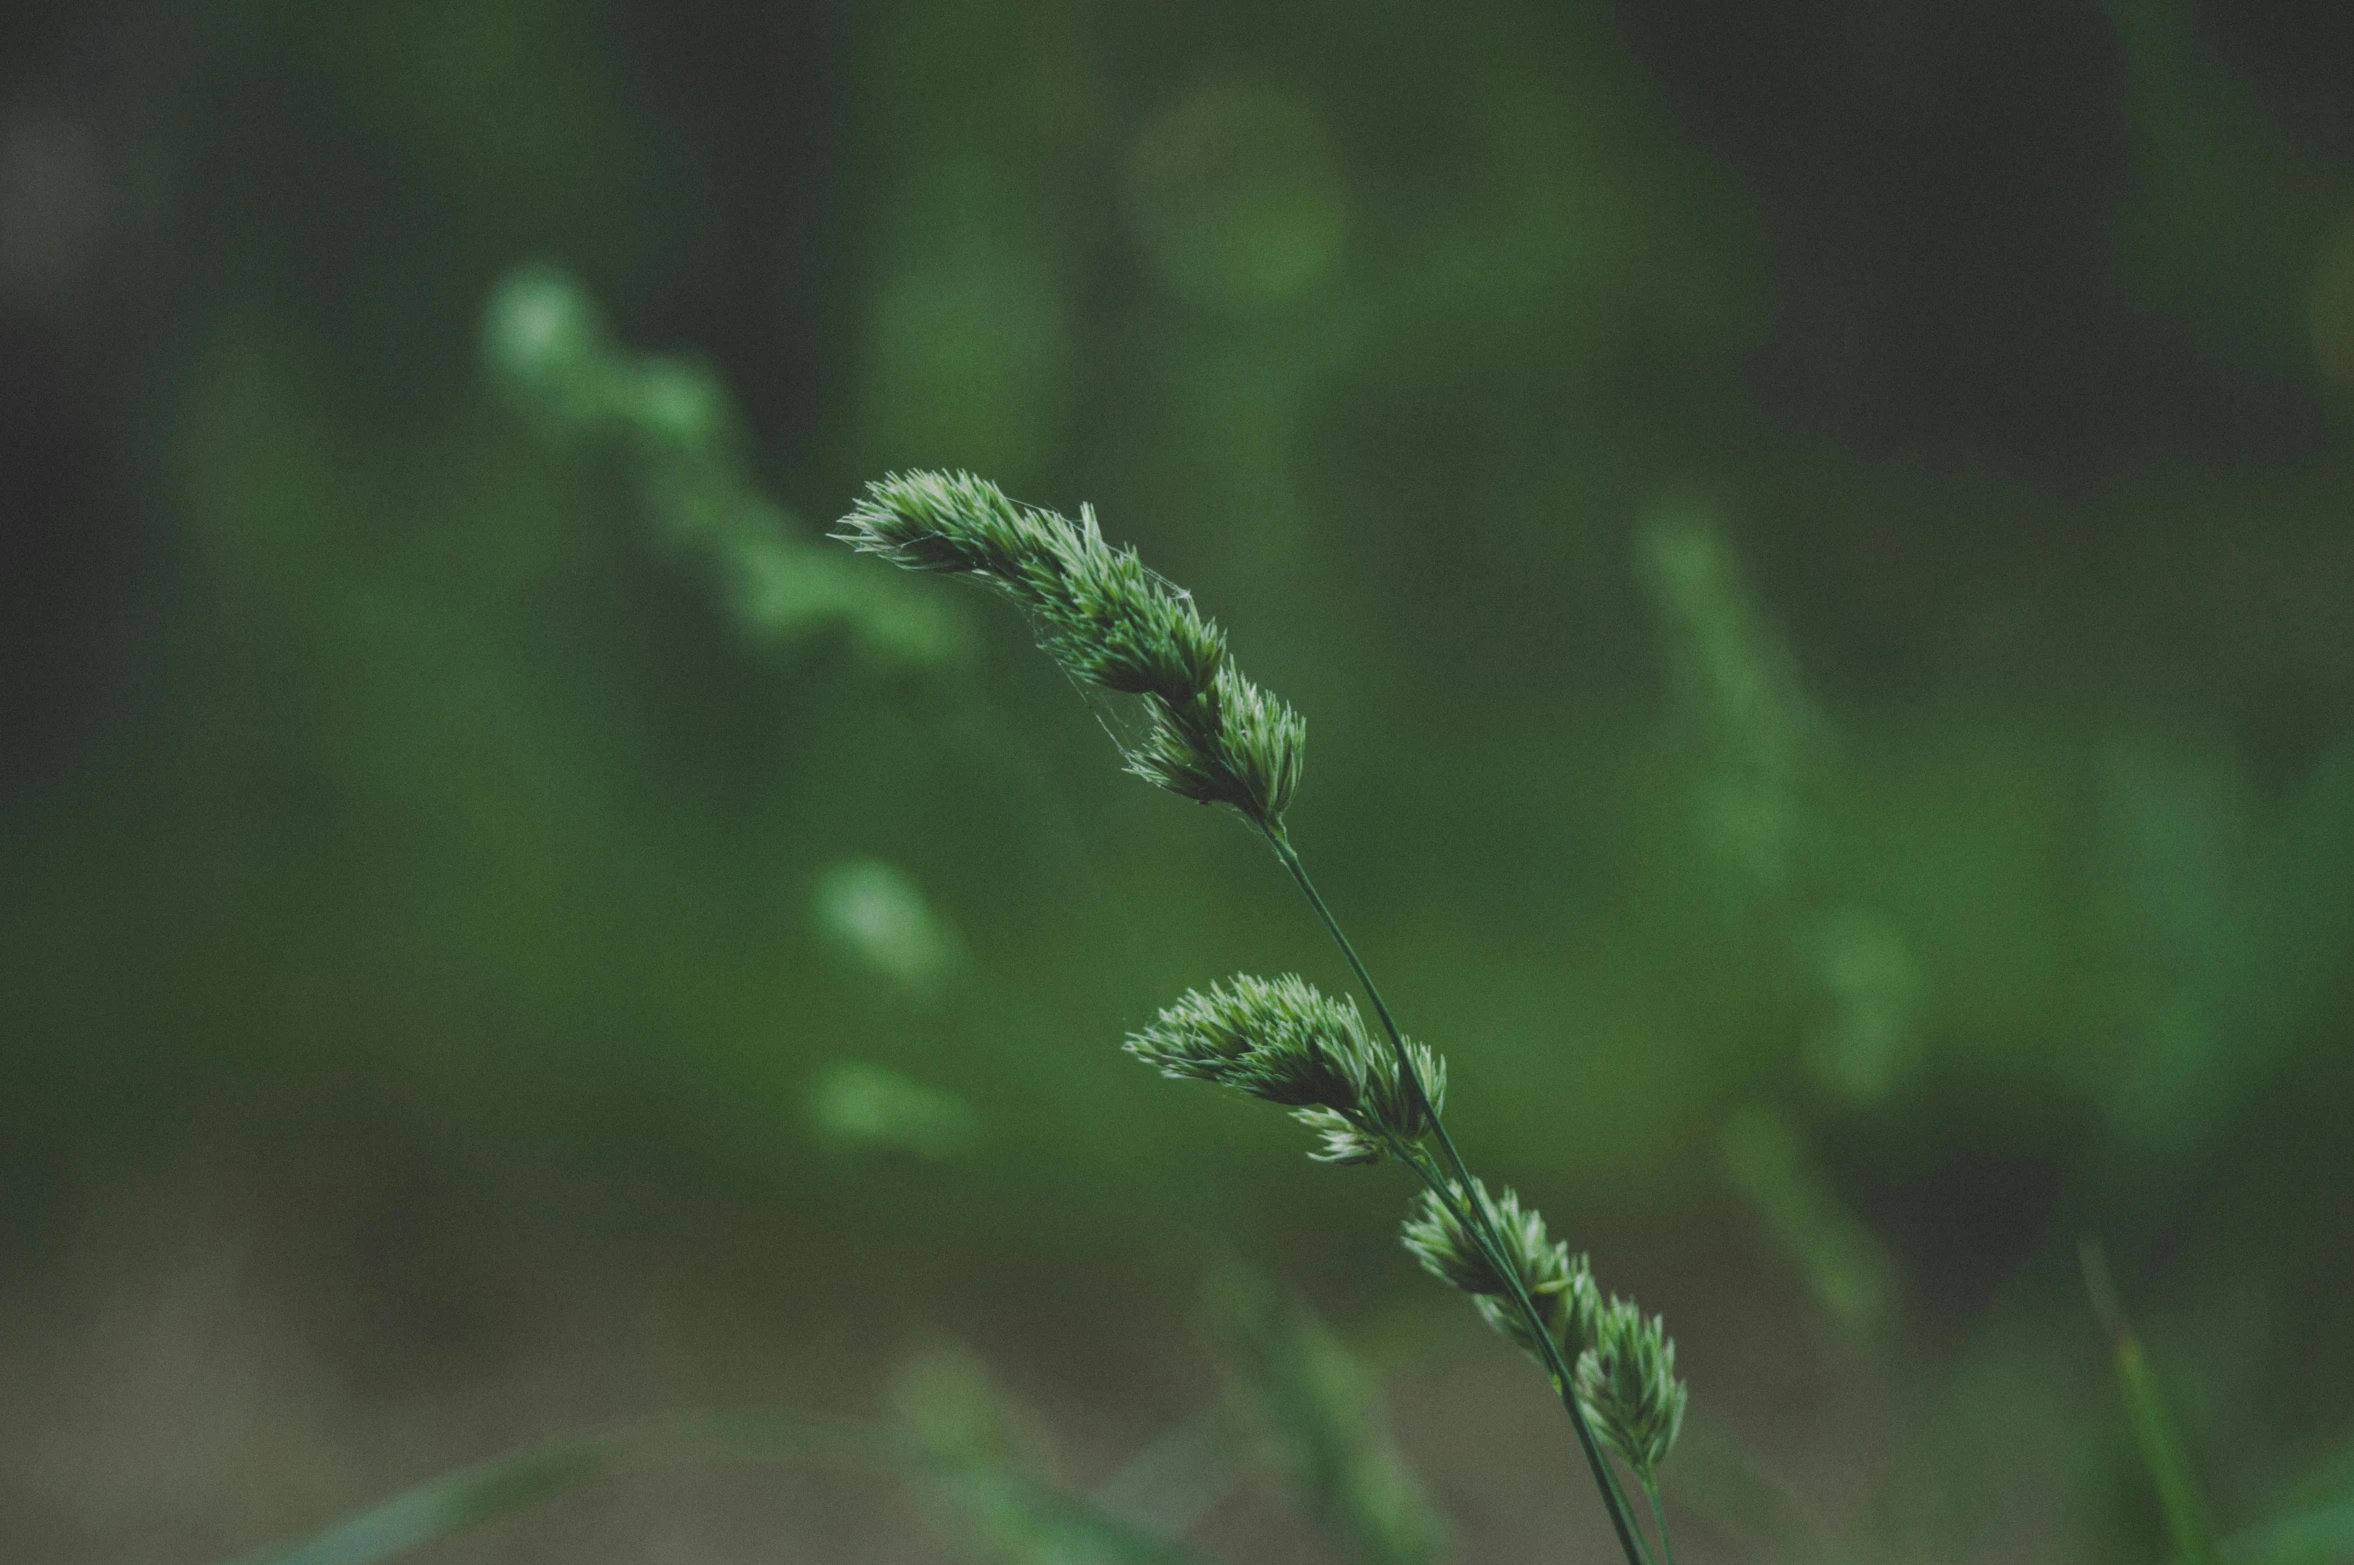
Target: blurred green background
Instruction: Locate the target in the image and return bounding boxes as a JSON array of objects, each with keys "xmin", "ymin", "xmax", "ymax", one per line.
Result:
[{"xmin": 5, "ymin": 0, "xmax": 2354, "ymax": 1560}]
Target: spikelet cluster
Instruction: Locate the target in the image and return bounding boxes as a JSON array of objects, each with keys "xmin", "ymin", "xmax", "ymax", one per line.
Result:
[
  {"xmin": 834, "ymin": 471, "xmax": 1304, "ymax": 826},
  {"xmin": 1401, "ymin": 1180, "xmax": 1599, "ymax": 1361},
  {"xmin": 1576, "ymin": 1299, "xmax": 1688, "ymax": 1482},
  {"xmin": 1402, "ymin": 1180, "xmax": 1685, "ymax": 1476},
  {"xmin": 1125, "ymin": 975, "xmax": 1444, "ymax": 1163}
]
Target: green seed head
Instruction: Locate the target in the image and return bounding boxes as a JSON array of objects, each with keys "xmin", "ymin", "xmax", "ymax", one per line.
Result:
[
  {"xmin": 1291, "ymin": 1039, "xmax": 1442, "ymax": 1165},
  {"xmin": 1400, "ymin": 1184, "xmax": 1501, "ymax": 1297},
  {"xmin": 834, "ymin": 469, "xmax": 1045, "ymax": 581},
  {"xmin": 1361, "ymin": 1039, "xmax": 1444, "ymax": 1150},
  {"xmin": 1401, "ymin": 1181, "xmax": 1598, "ymax": 1364},
  {"xmin": 1126, "ymin": 974, "xmax": 1370, "ymax": 1112},
  {"xmin": 1290, "ymin": 1106, "xmax": 1387, "ymax": 1165},
  {"xmin": 1127, "ymin": 975, "xmax": 1443, "ymax": 1163},
  {"xmin": 1123, "ymin": 662, "xmax": 1306, "ymax": 823},
  {"xmin": 836, "ymin": 471, "xmax": 1302, "ymax": 828},
  {"xmin": 1575, "ymin": 1299, "xmax": 1688, "ymax": 1481}
]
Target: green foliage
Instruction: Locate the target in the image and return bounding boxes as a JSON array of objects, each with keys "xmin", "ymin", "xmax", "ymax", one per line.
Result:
[
  {"xmin": 486, "ymin": 266, "xmax": 960, "ymax": 667},
  {"xmin": 16, "ymin": 4, "xmax": 2354, "ymax": 1562},
  {"xmin": 811, "ymin": 857, "xmax": 966, "ymax": 1003}
]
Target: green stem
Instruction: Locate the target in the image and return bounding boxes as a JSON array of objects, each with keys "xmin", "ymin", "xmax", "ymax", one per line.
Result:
[
  {"xmin": 2082, "ymin": 1239, "xmax": 2215, "ymax": 1565},
  {"xmin": 1262, "ymin": 823, "xmax": 1651, "ymax": 1565},
  {"xmin": 1643, "ymin": 1476, "xmax": 1678, "ymax": 1565}
]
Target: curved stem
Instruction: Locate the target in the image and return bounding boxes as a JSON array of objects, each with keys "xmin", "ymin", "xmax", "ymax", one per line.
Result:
[{"xmin": 1262, "ymin": 823, "xmax": 1651, "ymax": 1565}]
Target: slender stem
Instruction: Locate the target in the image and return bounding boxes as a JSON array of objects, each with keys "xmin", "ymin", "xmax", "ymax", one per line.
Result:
[
  {"xmin": 1643, "ymin": 1477, "xmax": 1677, "ymax": 1565},
  {"xmin": 1262, "ymin": 823, "xmax": 1651, "ymax": 1565}
]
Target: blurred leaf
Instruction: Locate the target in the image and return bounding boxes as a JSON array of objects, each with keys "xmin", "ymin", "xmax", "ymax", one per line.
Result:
[
  {"xmin": 2225, "ymin": 1500, "xmax": 2354, "ymax": 1564},
  {"xmin": 811, "ymin": 858, "xmax": 965, "ymax": 1002},
  {"xmin": 228, "ymin": 1407, "xmax": 1222, "ymax": 1565},
  {"xmin": 889, "ymin": 1344, "xmax": 1227, "ymax": 1565},
  {"xmin": 483, "ymin": 264, "xmax": 963, "ymax": 665},
  {"xmin": 1089, "ymin": 1405, "xmax": 1245, "ymax": 1546},
  {"xmin": 1662, "ymin": 1403, "xmax": 1845, "ymax": 1565},
  {"xmin": 1720, "ymin": 1103, "xmax": 1896, "ymax": 1334},
  {"xmin": 808, "ymin": 1060, "xmax": 980, "ymax": 1159},
  {"xmin": 1210, "ymin": 1269, "xmax": 1447, "ymax": 1565},
  {"xmin": 2085, "ymin": 1238, "xmax": 2218, "ymax": 1565}
]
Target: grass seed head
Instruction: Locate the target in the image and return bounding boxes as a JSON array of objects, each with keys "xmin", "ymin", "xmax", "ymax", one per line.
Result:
[
  {"xmin": 1126, "ymin": 974, "xmax": 1371, "ymax": 1112},
  {"xmin": 1576, "ymin": 1299, "xmax": 1688, "ymax": 1481},
  {"xmin": 1402, "ymin": 1181, "xmax": 1600, "ymax": 1364},
  {"xmin": 836, "ymin": 470, "xmax": 1302, "ymax": 828},
  {"xmin": 1126, "ymin": 976, "xmax": 1448, "ymax": 1164}
]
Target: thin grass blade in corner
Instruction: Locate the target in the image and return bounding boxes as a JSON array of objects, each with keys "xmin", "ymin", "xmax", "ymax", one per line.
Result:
[
  {"xmin": 2083, "ymin": 1237, "xmax": 2218, "ymax": 1565},
  {"xmin": 228, "ymin": 1408, "xmax": 1223, "ymax": 1565}
]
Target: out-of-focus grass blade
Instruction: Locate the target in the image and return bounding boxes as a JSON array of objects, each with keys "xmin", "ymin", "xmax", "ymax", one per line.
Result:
[
  {"xmin": 941, "ymin": 1459, "xmax": 1230, "ymax": 1565},
  {"xmin": 2221, "ymin": 1430, "xmax": 2354, "ymax": 1563},
  {"xmin": 232, "ymin": 1436, "xmax": 619, "ymax": 1565},
  {"xmin": 2222, "ymin": 1496, "xmax": 2354, "ymax": 1553},
  {"xmin": 2082, "ymin": 1239, "xmax": 2217, "ymax": 1565},
  {"xmin": 229, "ymin": 1408, "xmax": 1223, "ymax": 1565},
  {"xmin": 1210, "ymin": 1269, "xmax": 1447, "ymax": 1565},
  {"xmin": 1720, "ymin": 1103, "xmax": 1896, "ymax": 1337},
  {"xmin": 2224, "ymin": 1499, "xmax": 2354, "ymax": 1563},
  {"xmin": 1660, "ymin": 1403, "xmax": 1844, "ymax": 1565},
  {"xmin": 228, "ymin": 1412, "xmax": 862, "ymax": 1565},
  {"xmin": 2115, "ymin": 1331, "xmax": 2218, "ymax": 1565},
  {"xmin": 1090, "ymin": 1402, "xmax": 1245, "ymax": 1543}
]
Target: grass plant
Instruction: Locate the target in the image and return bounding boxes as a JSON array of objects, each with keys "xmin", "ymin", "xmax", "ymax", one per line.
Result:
[
  {"xmin": 836, "ymin": 470, "xmax": 1689, "ymax": 1565},
  {"xmin": 219, "ymin": 429, "xmax": 2354, "ymax": 1565}
]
